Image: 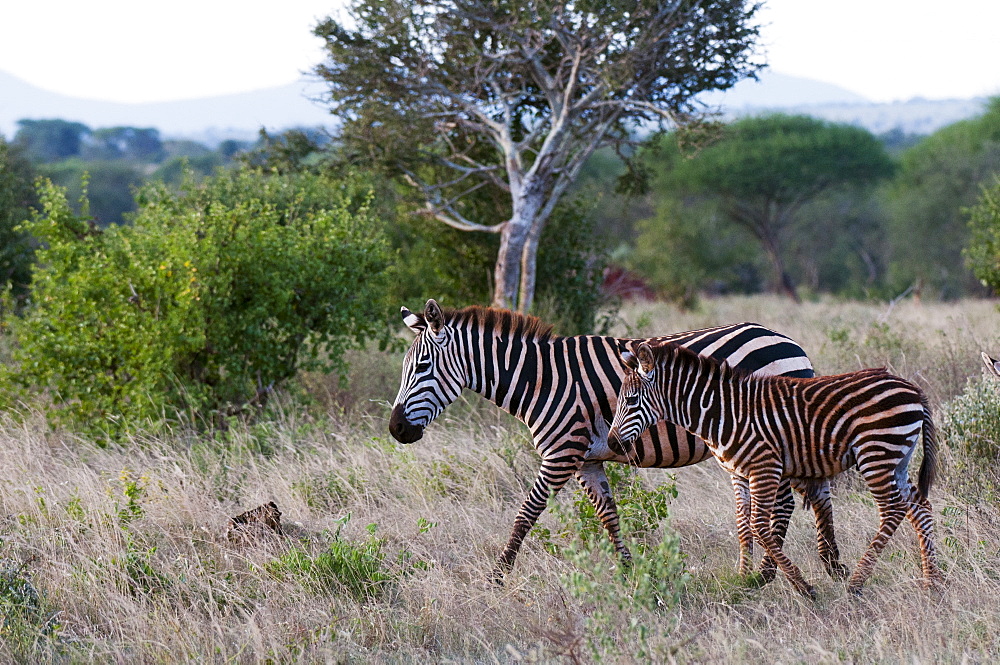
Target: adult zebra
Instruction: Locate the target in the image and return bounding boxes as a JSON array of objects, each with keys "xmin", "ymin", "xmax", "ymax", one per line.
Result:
[
  {"xmin": 609, "ymin": 341, "xmax": 942, "ymax": 597},
  {"xmin": 388, "ymin": 299, "xmax": 845, "ymax": 582}
]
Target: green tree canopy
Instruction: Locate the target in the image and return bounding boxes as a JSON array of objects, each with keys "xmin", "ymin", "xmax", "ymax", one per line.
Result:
[
  {"xmin": 885, "ymin": 97, "xmax": 1000, "ymax": 298},
  {"xmin": 0, "ymin": 136, "xmax": 38, "ymax": 308},
  {"xmin": 314, "ymin": 0, "xmax": 764, "ymax": 311},
  {"xmin": 6, "ymin": 170, "xmax": 392, "ymax": 438},
  {"xmin": 964, "ymin": 176, "xmax": 1000, "ymax": 294},
  {"xmin": 655, "ymin": 114, "xmax": 894, "ymax": 300},
  {"xmin": 40, "ymin": 159, "xmax": 145, "ymax": 226},
  {"xmin": 82, "ymin": 126, "xmax": 165, "ymax": 162},
  {"xmin": 14, "ymin": 119, "xmax": 90, "ymax": 162}
]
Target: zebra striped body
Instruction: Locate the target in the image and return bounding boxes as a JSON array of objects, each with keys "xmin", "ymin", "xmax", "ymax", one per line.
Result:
[
  {"xmin": 389, "ymin": 300, "xmax": 845, "ymax": 581},
  {"xmin": 609, "ymin": 342, "xmax": 942, "ymax": 597}
]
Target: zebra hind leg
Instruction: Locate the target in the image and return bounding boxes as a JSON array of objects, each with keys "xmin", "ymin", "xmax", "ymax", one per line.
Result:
[
  {"xmin": 576, "ymin": 461, "xmax": 632, "ymax": 564},
  {"xmin": 905, "ymin": 485, "xmax": 943, "ymax": 589},
  {"xmin": 846, "ymin": 461, "xmax": 909, "ymax": 595}
]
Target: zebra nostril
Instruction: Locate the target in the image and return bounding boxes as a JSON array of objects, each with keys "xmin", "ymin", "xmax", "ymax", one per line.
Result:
[{"xmin": 388, "ymin": 403, "xmax": 424, "ymax": 443}]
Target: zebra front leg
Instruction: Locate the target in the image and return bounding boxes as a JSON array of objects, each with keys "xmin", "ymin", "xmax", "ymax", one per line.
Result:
[
  {"xmin": 749, "ymin": 472, "xmax": 815, "ymax": 599},
  {"xmin": 729, "ymin": 474, "xmax": 755, "ymax": 577},
  {"xmin": 492, "ymin": 457, "xmax": 582, "ymax": 584},
  {"xmin": 576, "ymin": 461, "xmax": 632, "ymax": 564},
  {"xmin": 759, "ymin": 478, "xmax": 795, "ymax": 583}
]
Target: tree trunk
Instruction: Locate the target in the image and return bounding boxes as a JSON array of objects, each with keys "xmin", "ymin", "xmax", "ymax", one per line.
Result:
[
  {"xmin": 493, "ymin": 218, "xmax": 529, "ymax": 310},
  {"xmin": 761, "ymin": 238, "xmax": 800, "ymax": 303},
  {"xmin": 492, "ymin": 188, "xmax": 544, "ymax": 311},
  {"xmin": 517, "ymin": 193, "xmax": 548, "ymax": 314}
]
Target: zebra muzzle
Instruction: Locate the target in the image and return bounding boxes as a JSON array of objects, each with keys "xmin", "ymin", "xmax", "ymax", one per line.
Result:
[
  {"xmin": 389, "ymin": 404, "xmax": 424, "ymax": 443},
  {"xmin": 607, "ymin": 428, "xmax": 627, "ymax": 455}
]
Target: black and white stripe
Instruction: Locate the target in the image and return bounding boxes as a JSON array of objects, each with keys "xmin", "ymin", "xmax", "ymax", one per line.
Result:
[
  {"xmin": 389, "ymin": 299, "xmax": 843, "ymax": 581},
  {"xmin": 609, "ymin": 342, "xmax": 942, "ymax": 597}
]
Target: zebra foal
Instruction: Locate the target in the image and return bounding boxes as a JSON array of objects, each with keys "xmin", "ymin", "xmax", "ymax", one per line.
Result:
[
  {"xmin": 608, "ymin": 341, "xmax": 942, "ymax": 597},
  {"xmin": 388, "ymin": 299, "xmax": 845, "ymax": 582}
]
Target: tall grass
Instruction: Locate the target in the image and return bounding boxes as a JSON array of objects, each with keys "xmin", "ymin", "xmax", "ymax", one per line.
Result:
[{"xmin": 2, "ymin": 296, "xmax": 999, "ymax": 662}]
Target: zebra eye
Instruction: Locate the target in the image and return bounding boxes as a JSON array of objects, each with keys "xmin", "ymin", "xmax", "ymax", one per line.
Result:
[
  {"xmin": 625, "ymin": 393, "xmax": 639, "ymax": 407},
  {"xmin": 415, "ymin": 358, "xmax": 432, "ymax": 372}
]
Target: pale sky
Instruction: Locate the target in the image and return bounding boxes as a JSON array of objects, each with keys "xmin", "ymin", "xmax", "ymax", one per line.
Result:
[{"xmin": 1, "ymin": 0, "xmax": 999, "ymax": 105}]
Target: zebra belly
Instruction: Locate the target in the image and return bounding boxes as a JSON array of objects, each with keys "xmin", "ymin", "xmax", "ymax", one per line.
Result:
[{"xmin": 781, "ymin": 448, "xmax": 856, "ymax": 479}]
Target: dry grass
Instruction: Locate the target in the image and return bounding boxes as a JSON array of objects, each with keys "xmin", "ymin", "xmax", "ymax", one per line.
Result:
[
  {"xmin": 615, "ymin": 295, "xmax": 1000, "ymax": 407},
  {"xmin": 2, "ymin": 296, "xmax": 1000, "ymax": 663}
]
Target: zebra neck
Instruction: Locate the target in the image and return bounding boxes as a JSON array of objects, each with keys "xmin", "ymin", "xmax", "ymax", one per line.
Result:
[
  {"xmin": 657, "ymin": 359, "xmax": 735, "ymax": 444},
  {"xmin": 466, "ymin": 332, "xmax": 550, "ymax": 422}
]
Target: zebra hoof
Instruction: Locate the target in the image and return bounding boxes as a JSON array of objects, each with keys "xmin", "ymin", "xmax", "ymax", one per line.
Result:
[
  {"xmin": 759, "ymin": 559, "xmax": 777, "ymax": 584},
  {"xmin": 846, "ymin": 583, "xmax": 864, "ymax": 597},
  {"xmin": 489, "ymin": 569, "xmax": 507, "ymax": 587},
  {"xmin": 797, "ymin": 583, "xmax": 817, "ymax": 600}
]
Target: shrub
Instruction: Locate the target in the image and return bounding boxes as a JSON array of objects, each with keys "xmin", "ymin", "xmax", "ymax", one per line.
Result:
[
  {"xmin": 548, "ymin": 469, "xmax": 688, "ymax": 661},
  {"xmin": 266, "ymin": 520, "xmax": 393, "ymax": 601},
  {"xmin": 941, "ymin": 376, "xmax": 1000, "ymax": 492},
  {"xmin": 533, "ymin": 200, "xmax": 614, "ymax": 336},
  {"xmin": 965, "ymin": 176, "xmax": 1000, "ymax": 293},
  {"xmin": 5, "ymin": 170, "xmax": 392, "ymax": 438},
  {"xmin": 0, "ymin": 559, "xmax": 61, "ymax": 661}
]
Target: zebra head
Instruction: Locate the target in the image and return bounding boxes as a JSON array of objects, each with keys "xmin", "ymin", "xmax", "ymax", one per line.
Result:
[
  {"xmin": 389, "ymin": 299, "xmax": 466, "ymax": 444},
  {"xmin": 608, "ymin": 342, "xmax": 661, "ymax": 452}
]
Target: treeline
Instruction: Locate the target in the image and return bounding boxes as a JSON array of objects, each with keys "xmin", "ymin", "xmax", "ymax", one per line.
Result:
[
  {"xmin": 4, "ymin": 100, "xmax": 1000, "ymax": 320},
  {"xmin": 6, "ymin": 118, "xmax": 260, "ymax": 227},
  {"xmin": 585, "ymin": 100, "xmax": 1000, "ymax": 303}
]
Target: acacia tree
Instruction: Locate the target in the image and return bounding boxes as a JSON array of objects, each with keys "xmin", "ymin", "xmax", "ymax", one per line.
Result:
[
  {"xmin": 664, "ymin": 114, "xmax": 894, "ymax": 301},
  {"xmin": 887, "ymin": 98, "xmax": 1000, "ymax": 298},
  {"xmin": 314, "ymin": 0, "xmax": 764, "ymax": 310}
]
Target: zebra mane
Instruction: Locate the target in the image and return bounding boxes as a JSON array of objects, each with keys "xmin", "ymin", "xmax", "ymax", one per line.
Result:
[
  {"xmin": 651, "ymin": 342, "xmax": 748, "ymax": 381},
  {"xmin": 445, "ymin": 306, "xmax": 555, "ymax": 342}
]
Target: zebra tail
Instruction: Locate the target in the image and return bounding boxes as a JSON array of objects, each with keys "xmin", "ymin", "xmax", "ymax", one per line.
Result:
[{"xmin": 917, "ymin": 393, "xmax": 938, "ymax": 501}]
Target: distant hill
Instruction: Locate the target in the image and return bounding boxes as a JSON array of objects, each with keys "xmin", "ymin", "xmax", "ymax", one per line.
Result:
[
  {"xmin": 701, "ymin": 71, "xmax": 988, "ymax": 136},
  {"xmin": 700, "ymin": 71, "xmax": 871, "ymax": 108},
  {"xmin": 1, "ymin": 69, "xmax": 991, "ymax": 145},
  {"xmin": 0, "ymin": 70, "xmax": 334, "ymax": 145}
]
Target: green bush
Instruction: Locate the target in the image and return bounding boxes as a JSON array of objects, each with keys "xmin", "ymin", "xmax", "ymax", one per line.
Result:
[
  {"xmin": 533, "ymin": 200, "xmax": 614, "ymax": 335},
  {"xmin": 941, "ymin": 376, "xmax": 1000, "ymax": 490},
  {"xmin": 266, "ymin": 521, "xmax": 393, "ymax": 601},
  {"xmin": 965, "ymin": 176, "xmax": 1000, "ymax": 293},
  {"xmin": 549, "ymin": 469, "xmax": 688, "ymax": 661},
  {"xmin": 5, "ymin": 170, "xmax": 392, "ymax": 438}
]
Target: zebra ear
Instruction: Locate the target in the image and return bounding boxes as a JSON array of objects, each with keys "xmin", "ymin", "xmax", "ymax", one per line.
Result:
[
  {"xmin": 636, "ymin": 342, "xmax": 655, "ymax": 377},
  {"xmin": 982, "ymin": 351, "xmax": 1000, "ymax": 378},
  {"xmin": 401, "ymin": 306, "xmax": 427, "ymax": 335},
  {"xmin": 424, "ymin": 299, "xmax": 445, "ymax": 334},
  {"xmin": 620, "ymin": 350, "xmax": 640, "ymax": 371}
]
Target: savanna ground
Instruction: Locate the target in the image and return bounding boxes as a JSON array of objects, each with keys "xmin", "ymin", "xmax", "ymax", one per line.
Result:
[{"xmin": 3, "ymin": 296, "xmax": 1000, "ymax": 663}]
